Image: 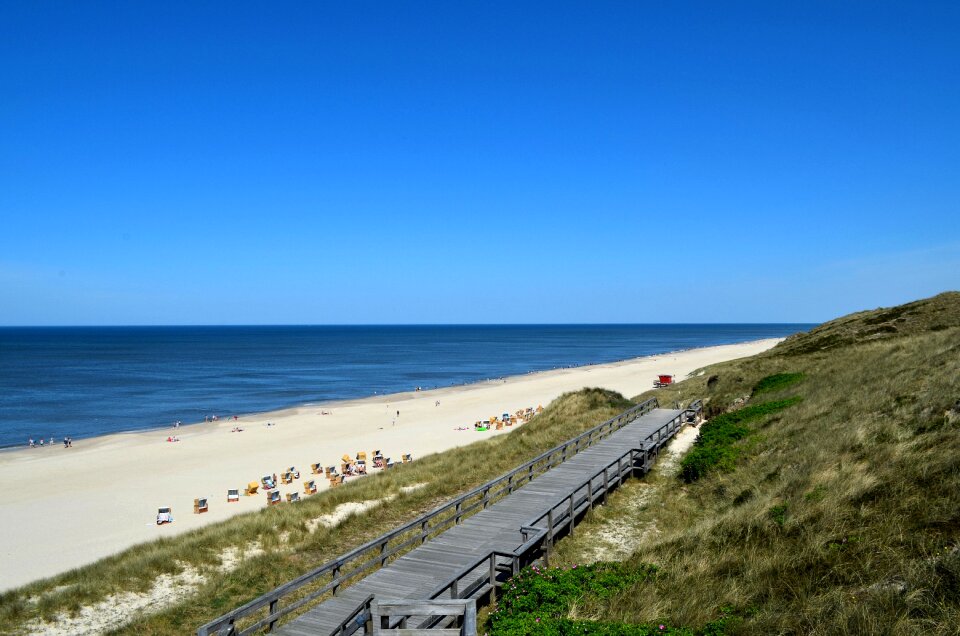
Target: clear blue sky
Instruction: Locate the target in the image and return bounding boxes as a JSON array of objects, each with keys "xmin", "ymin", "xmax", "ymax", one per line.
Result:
[{"xmin": 1, "ymin": 2, "xmax": 958, "ymax": 325}]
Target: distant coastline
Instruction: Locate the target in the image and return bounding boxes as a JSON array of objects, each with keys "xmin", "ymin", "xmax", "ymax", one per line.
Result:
[{"xmin": 0, "ymin": 324, "xmax": 813, "ymax": 448}]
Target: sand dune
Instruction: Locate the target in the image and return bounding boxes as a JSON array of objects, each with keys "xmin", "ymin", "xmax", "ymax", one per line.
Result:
[{"xmin": 0, "ymin": 338, "xmax": 778, "ymax": 591}]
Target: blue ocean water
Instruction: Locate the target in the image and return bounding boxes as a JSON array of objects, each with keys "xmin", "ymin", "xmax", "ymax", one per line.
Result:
[{"xmin": 0, "ymin": 324, "xmax": 813, "ymax": 448}]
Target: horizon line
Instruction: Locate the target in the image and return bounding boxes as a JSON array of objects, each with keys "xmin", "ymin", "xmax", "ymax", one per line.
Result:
[{"xmin": 0, "ymin": 321, "xmax": 819, "ymax": 328}]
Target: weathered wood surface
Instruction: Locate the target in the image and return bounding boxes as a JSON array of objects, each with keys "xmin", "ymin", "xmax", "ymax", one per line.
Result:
[
  {"xmin": 274, "ymin": 408, "xmax": 685, "ymax": 636},
  {"xmin": 371, "ymin": 599, "xmax": 476, "ymax": 636}
]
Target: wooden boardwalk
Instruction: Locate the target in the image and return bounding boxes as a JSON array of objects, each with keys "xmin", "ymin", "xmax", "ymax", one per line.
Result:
[{"xmin": 274, "ymin": 407, "xmax": 686, "ymax": 636}]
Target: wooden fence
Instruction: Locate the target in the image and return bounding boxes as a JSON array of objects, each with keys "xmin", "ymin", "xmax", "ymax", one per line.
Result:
[
  {"xmin": 328, "ymin": 399, "xmax": 704, "ymax": 636},
  {"xmin": 197, "ymin": 398, "xmax": 663, "ymax": 636}
]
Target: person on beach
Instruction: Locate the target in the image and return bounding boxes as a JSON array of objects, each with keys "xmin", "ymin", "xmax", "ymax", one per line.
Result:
[
  {"xmin": 28, "ymin": 438, "xmax": 34, "ymax": 448},
  {"xmin": 39, "ymin": 438, "xmax": 44, "ymax": 447}
]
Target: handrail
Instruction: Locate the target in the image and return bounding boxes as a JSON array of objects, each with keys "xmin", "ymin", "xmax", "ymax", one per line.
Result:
[
  {"xmin": 332, "ymin": 403, "xmax": 698, "ymax": 636},
  {"xmin": 197, "ymin": 397, "xmax": 659, "ymax": 636}
]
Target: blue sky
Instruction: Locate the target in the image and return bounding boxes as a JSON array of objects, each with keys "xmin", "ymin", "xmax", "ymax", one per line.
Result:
[{"xmin": 1, "ymin": 2, "xmax": 957, "ymax": 325}]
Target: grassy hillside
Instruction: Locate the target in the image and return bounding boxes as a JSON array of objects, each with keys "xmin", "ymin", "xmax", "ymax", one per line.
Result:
[{"xmin": 524, "ymin": 292, "xmax": 960, "ymax": 635}]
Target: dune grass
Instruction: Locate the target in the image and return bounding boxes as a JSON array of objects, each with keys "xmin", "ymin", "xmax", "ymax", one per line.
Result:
[
  {"xmin": 0, "ymin": 388, "xmax": 639, "ymax": 635},
  {"xmin": 535, "ymin": 294, "xmax": 960, "ymax": 634},
  {"xmin": 677, "ymin": 395, "xmax": 802, "ymax": 484}
]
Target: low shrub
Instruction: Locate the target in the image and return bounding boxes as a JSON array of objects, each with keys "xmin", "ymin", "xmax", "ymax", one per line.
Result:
[
  {"xmin": 488, "ymin": 563, "xmax": 687, "ymax": 635},
  {"xmin": 679, "ymin": 397, "xmax": 802, "ymax": 483}
]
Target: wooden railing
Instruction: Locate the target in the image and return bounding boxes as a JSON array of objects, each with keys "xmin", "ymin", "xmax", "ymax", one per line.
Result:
[
  {"xmin": 330, "ymin": 399, "xmax": 704, "ymax": 636},
  {"xmin": 371, "ymin": 599, "xmax": 477, "ymax": 635},
  {"xmin": 197, "ymin": 398, "xmax": 660, "ymax": 636}
]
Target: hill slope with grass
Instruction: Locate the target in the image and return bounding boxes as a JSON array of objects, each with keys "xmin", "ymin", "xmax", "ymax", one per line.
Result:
[{"xmin": 512, "ymin": 291, "xmax": 960, "ymax": 635}]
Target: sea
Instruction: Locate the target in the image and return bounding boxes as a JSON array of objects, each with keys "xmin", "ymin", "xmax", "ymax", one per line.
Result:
[{"xmin": 0, "ymin": 324, "xmax": 814, "ymax": 448}]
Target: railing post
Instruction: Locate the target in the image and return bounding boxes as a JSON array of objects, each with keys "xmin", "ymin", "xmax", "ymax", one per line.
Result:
[
  {"xmin": 364, "ymin": 597, "xmax": 374, "ymax": 635},
  {"xmin": 455, "ymin": 501, "xmax": 462, "ymax": 523},
  {"xmin": 546, "ymin": 509, "xmax": 554, "ymax": 565},
  {"xmin": 380, "ymin": 540, "xmax": 388, "ymax": 566},
  {"xmin": 587, "ymin": 479, "xmax": 594, "ymax": 510},
  {"xmin": 489, "ymin": 553, "xmax": 497, "ymax": 603},
  {"xmin": 483, "ymin": 487, "xmax": 490, "ymax": 509},
  {"xmin": 267, "ymin": 599, "xmax": 278, "ymax": 632},
  {"xmin": 507, "ymin": 475, "xmax": 513, "ymax": 494},
  {"xmin": 421, "ymin": 520, "xmax": 429, "ymax": 544},
  {"xmin": 451, "ymin": 579, "xmax": 459, "ymax": 599},
  {"xmin": 603, "ymin": 468, "xmax": 609, "ymax": 503},
  {"xmin": 568, "ymin": 496, "xmax": 575, "ymax": 535},
  {"xmin": 332, "ymin": 564, "xmax": 341, "ymax": 596}
]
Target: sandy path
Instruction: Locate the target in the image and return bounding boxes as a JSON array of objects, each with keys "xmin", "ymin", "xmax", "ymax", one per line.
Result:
[{"xmin": 0, "ymin": 338, "xmax": 778, "ymax": 591}]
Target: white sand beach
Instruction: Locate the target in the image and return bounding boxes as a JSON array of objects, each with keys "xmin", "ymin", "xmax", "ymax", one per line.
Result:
[{"xmin": 0, "ymin": 338, "xmax": 779, "ymax": 592}]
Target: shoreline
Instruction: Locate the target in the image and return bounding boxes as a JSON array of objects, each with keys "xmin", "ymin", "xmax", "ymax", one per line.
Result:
[
  {"xmin": 0, "ymin": 337, "xmax": 781, "ymax": 591},
  {"xmin": 0, "ymin": 337, "xmax": 790, "ymax": 451}
]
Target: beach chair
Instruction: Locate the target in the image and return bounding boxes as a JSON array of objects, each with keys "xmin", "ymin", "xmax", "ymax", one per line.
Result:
[
  {"xmin": 509, "ymin": 416, "xmax": 517, "ymax": 425},
  {"xmin": 261, "ymin": 475, "xmax": 275, "ymax": 490},
  {"xmin": 288, "ymin": 466, "xmax": 300, "ymax": 479},
  {"xmin": 356, "ymin": 451, "xmax": 367, "ymax": 461},
  {"xmin": 385, "ymin": 458, "xmax": 394, "ymax": 469},
  {"xmin": 402, "ymin": 453, "xmax": 412, "ymax": 463},
  {"xmin": 156, "ymin": 507, "xmax": 173, "ymax": 525},
  {"xmin": 281, "ymin": 471, "xmax": 294, "ymax": 485},
  {"xmin": 311, "ymin": 462, "xmax": 323, "ymax": 474},
  {"xmin": 328, "ymin": 474, "xmax": 344, "ymax": 488},
  {"xmin": 246, "ymin": 481, "xmax": 259, "ymax": 496},
  {"xmin": 193, "ymin": 498, "xmax": 209, "ymax": 514},
  {"xmin": 267, "ymin": 490, "xmax": 281, "ymax": 505},
  {"xmin": 325, "ymin": 466, "xmax": 338, "ymax": 478},
  {"xmin": 227, "ymin": 489, "xmax": 240, "ymax": 503},
  {"xmin": 304, "ymin": 480, "xmax": 317, "ymax": 495},
  {"xmin": 495, "ymin": 421, "xmax": 504, "ymax": 430},
  {"xmin": 356, "ymin": 459, "xmax": 367, "ymax": 474},
  {"xmin": 341, "ymin": 453, "xmax": 352, "ymax": 464},
  {"xmin": 536, "ymin": 405, "xmax": 543, "ymax": 413},
  {"xmin": 286, "ymin": 492, "xmax": 300, "ymax": 503},
  {"xmin": 373, "ymin": 453, "xmax": 384, "ymax": 468}
]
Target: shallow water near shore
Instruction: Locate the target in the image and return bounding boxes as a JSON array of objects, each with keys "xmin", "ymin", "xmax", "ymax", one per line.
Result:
[{"xmin": 0, "ymin": 324, "xmax": 811, "ymax": 447}]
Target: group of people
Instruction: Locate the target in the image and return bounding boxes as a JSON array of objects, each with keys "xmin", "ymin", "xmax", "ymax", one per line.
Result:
[{"xmin": 28, "ymin": 436, "xmax": 72, "ymax": 448}]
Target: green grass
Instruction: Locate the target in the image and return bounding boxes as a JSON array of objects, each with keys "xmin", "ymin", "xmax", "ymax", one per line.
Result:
[
  {"xmin": 531, "ymin": 291, "xmax": 960, "ymax": 635},
  {"xmin": 751, "ymin": 372, "xmax": 804, "ymax": 395},
  {"xmin": 678, "ymin": 396, "xmax": 802, "ymax": 483}
]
